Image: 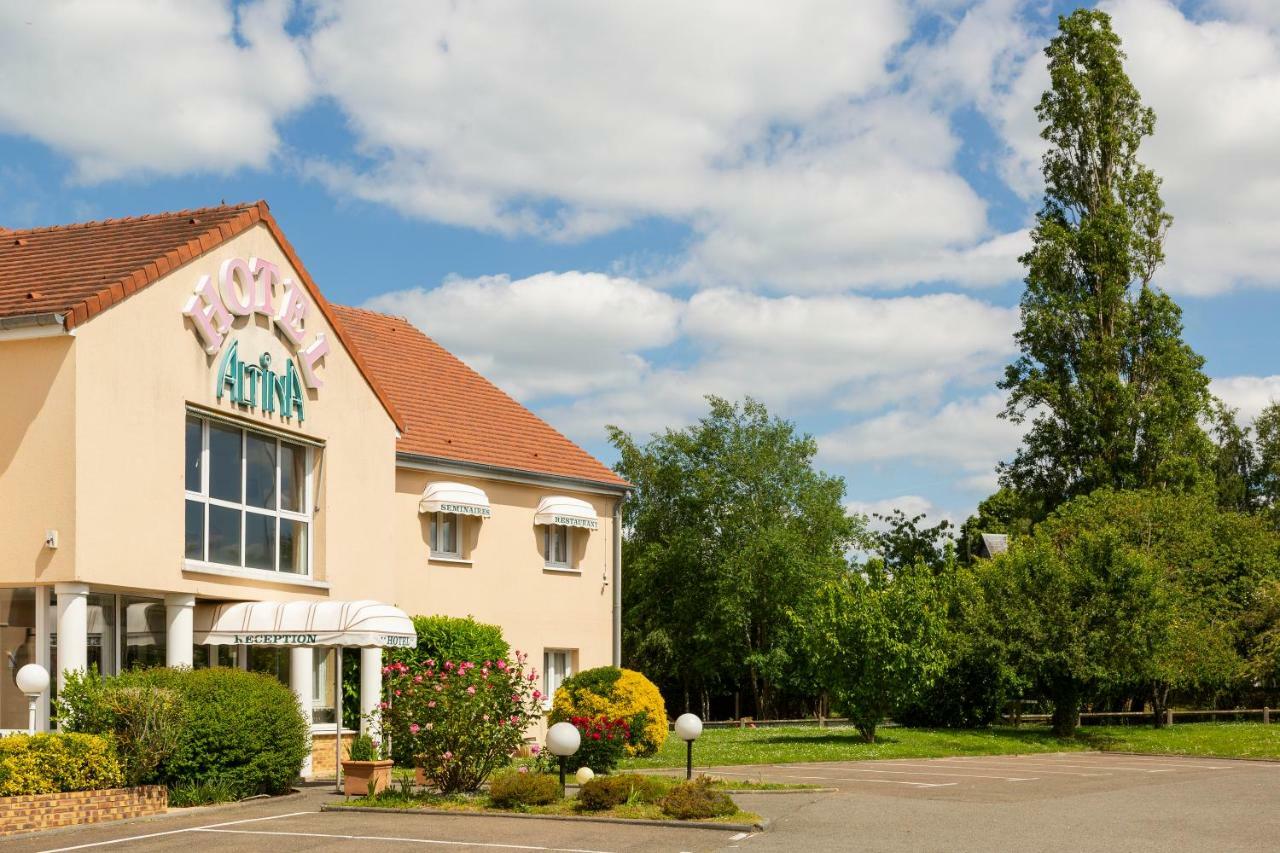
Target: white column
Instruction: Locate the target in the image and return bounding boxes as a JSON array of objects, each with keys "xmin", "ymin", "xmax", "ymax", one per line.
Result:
[
  {"xmin": 290, "ymin": 646, "xmax": 314, "ymax": 778},
  {"xmin": 164, "ymin": 593, "xmax": 195, "ymax": 668},
  {"xmin": 54, "ymin": 583, "xmax": 89, "ymax": 692},
  {"xmin": 360, "ymin": 647, "xmax": 382, "ymax": 739}
]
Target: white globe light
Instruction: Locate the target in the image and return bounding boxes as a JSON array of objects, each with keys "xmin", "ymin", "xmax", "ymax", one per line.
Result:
[
  {"xmin": 575, "ymin": 766, "xmax": 595, "ymax": 784},
  {"xmin": 15, "ymin": 663, "xmax": 49, "ymax": 697},
  {"xmin": 674, "ymin": 713, "xmax": 703, "ymax": 742},
  {"xmin": 546, "ymin": 721, "xmax": 581, "ymax": 757}
]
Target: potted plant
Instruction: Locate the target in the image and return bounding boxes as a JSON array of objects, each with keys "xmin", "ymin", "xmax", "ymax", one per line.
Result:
[{"xmin": 341, "ymin": 734, "xmax": 392, "ymax": 797}]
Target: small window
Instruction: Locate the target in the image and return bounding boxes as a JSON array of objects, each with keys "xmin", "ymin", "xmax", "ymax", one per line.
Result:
[
  {"xmin": 429, "ymin": 512, "xmax": 462, "ymax": 558},
  {"xmin": 544, "ymin": 525, "xmax": 570, "ymax": 569},
  {"xmin": 543, "ymin": 649, "xmax": 574, "ymax": 708}
]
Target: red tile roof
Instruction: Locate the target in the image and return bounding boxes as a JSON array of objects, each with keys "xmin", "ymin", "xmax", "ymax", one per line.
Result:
[
  {"xmin": 331, "ymin": 304, "xmax": 629, "ymax": 489},
  {"xmin": 0, "ymin": 201, "xmax": 405, "ymax": 432}
]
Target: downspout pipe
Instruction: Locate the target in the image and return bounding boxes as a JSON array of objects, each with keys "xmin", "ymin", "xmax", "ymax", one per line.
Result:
[{"xmin": 612, "ymin": 497, "xmax": 623, "ymax": 666}]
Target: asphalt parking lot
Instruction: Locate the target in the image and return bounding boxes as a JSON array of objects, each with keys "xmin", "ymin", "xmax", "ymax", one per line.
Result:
[{"xmin": 9, "ymin": 753, "xmax": 1280, "ymax": 852}]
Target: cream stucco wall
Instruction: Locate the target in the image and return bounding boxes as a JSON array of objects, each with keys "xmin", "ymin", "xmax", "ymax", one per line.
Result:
[
  {"xmin": 1, "ymin": 223, "xmax": 399, "ymax": 604},
  {"xmin": 0, "ymin": 335, "xmax": 77, "ymax": 586},
  {"xmin": 394, "ymin": 465, "xmax": 620, "ymax": 676}
]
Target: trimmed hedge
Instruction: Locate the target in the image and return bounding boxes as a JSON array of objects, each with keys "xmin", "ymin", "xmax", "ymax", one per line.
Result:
[
  {"xmin": 0, "ymin": 732, "xmax": 123, "ymax": 796},
  {"xmin": 549, "ymin": 667, "xmax": 668, "ymax": 757},
  {"xmin": 576, "ymin": 773, "xmax": 663, "ymax": 811},
  {"xmin": 487, "ymin": 770, "xmax": 561, "ymax": 807},
  {"xmin": 59, "ymin": 667, "xmax": 307, "ymax": 801}
]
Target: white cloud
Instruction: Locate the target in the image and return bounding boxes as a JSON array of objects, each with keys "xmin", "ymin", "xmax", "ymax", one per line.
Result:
[
  {"xmin": 1213, "ymin": 375, "xmax": 1280, "ymax": 423},
  {"xmin": 817, "ymin": 392, "xmax": 1023, "ymax": 480},
  {"xmin": 304, "ymin": 0, "xmax": 1026, "ymax": 291},
  {"xmin": 847, "ymin": 494, "xmax": 937, "ymax": 522},
  {"xmin": 0, "ymin": 0, "xmax": 310, "ymax": 182},
  {"xmin": 363, "ymin": 272, "xmax": 681, "ymax": 400}
]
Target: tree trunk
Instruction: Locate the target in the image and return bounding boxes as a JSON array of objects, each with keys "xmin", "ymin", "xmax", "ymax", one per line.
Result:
[
  {"xmin": 1151, "ymin": 683, "xmax": 1170, "ymax": 729},
  {"xmin": 1051, "ymin": 684, "xmax": 1080, "ymax": 737},
  {"xmin": 856, "ymin": 721, "xmax": 876, "ymax": 743}
]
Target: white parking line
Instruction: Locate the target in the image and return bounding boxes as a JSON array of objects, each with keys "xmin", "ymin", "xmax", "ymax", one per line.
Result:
[
  {"xmin": 770, "ymin": 763, "xmax": 1037, "ymax": 782},
  {"xmin": 973, "ymin": 758, "xmax": 1174, "ymax": 773},
  {"xmin": 927, "ymin": 760, "xmax": 1108, "ymax": 777},
  {"xmin": 38, "ymin": 811, "xmax": 312, "ymax": 852},
  {"xmin": 715, "ymin": 770, "xmax": 956, "ymax": 789},
  {"xmin": 1061, "ymin": 755, "xmax": 1233, "ymax": 770},
  {"xmin": 194, "ymin": 828, "xmax": 616, "ymax": 853}
]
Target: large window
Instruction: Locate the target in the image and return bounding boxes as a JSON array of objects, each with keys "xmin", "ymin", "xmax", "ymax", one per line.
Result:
[
  {"xmin": 428, "ymin": 512, "xmax": 462, "ymax": 558},
  {"xmin": 185, "ymin": 415, "xmax": 312, "ymax": 575},
  {"xmin": 544, "ymin": 525, "xmax": 571, "ymax": 569},
  {"xmin": 0, "ymin": 588, "xmax": 36, "ymax": 730}
]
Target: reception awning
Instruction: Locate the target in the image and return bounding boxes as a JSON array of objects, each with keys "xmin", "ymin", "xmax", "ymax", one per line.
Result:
[
  {"xmin": 193, "ymin": 600, "xmax": 416, "ymax": 648},
  {"xmin": 419, "ymin": 481, "xmax": 492, "ymax": 517},
  {"xmin": 534, "ymin": 495, "xmax": 599, "ymax": 530}
]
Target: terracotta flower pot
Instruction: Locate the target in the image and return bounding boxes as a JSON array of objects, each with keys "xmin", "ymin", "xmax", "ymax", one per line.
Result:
[{"xmin": 342, "ymin": 759, "xmax": 394, "ymax": 796}]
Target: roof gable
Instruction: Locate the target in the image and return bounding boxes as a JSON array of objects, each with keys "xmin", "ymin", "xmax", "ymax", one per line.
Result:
[
  {"xmin": 0, "ymin": 201, "xmax": 405, "ymax": 432},
  {"xmin": 331, "ymin": 305, "xmax": 628, "ymax": 490}
]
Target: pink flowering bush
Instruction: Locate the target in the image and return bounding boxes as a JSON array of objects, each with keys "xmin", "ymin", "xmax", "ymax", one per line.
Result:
[{"xmin": 380, "ymin": 651, "xmax": 543, "ymax": 793}]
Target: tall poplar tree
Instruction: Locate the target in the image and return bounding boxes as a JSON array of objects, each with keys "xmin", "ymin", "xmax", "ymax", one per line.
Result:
[{"xmin": 999, "ymin": 9, "xmax": 1214, "ymax": 515}]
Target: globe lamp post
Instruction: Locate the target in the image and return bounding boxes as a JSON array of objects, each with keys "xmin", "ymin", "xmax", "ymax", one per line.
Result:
[
  {"xmin": 15, "ymin": 664, "xmax": 50, "ymax": 734},
  {"xmin": 674, "ymin": 713, "xmax": 703, "ymax": 780},
  {"xmin": 546, "ymin": 721, "xmax": 581, "ymax": 795}
]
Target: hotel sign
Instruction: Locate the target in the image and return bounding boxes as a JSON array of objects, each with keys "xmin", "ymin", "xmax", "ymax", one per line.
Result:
[
  {"xmin": 181, "ymin": 257, "xmax": 330, "ymax": 418},
  {"xmin": 438, "ymin": 503, "xmax": 492, "ymax": 517}
]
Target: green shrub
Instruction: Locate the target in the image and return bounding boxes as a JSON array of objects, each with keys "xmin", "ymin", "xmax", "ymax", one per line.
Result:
[
  {"xmin": 385, "ymin": 615, "xmax": 510, "ymax": 765},
  {"xmin": 550, "ymin": 667, "xmax": 667, "ymax": 757},
  {"xmin": 59, "ymin": 675, "xmax": 187, "ymax": 786},
  {"xmin": 659, "ymin": 776, "xmax": 737, "ymax": 820},
  {"xmin": 168, "ymin": 777, "xmax": 238, "ymax": 807},
  {"xmin": 487, "ymin": 770, "xmax": 561, "ymax": 807},
  {"xmin": 347, "ymin": 734, "xmax": 378, "ymax": 762},
  {"xmin": 575, "ymin": 773, "xmax": 664, "ymax": 811},
  {"xmin": 0, "ymin": 733, "xmax": 123, "ymax": 796},
  {"xmin": 59, "ymin": 667, "xmax": 307, "ymax": 802}
]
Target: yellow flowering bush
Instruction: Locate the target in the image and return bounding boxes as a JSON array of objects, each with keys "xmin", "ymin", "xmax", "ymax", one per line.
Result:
[
  {"xmin": 0, "ymin": 732, "xmax": 123, "ymax": 796},
  {"xmin": 549, "ymin": 667, "xmax": 667, "ymax": 757}
]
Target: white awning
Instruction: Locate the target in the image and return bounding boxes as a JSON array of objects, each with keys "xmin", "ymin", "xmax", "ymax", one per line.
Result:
[
  {"xmin": 419, "ymin": 481, "xmax": 492, "ymax": 517},
  {"xmin": 193, "ymin": 600, "xmax": 416, "ymax": 648},
  {"xmin": 534, "ymin": 495, "xmax": 599, "ymax": 530}
]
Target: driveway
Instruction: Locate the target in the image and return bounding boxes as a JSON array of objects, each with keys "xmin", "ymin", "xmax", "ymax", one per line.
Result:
[{"xmin": 8, "ymin": 753, "xmax": 1279, "ymax": 852}]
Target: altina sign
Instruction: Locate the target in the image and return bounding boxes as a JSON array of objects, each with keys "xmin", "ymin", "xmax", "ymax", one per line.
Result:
[{"xmin": 182, "ymin": 257, "xmax": 329, "ymax": 422}]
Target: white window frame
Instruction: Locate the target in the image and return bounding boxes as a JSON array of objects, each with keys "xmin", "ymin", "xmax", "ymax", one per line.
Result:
[
  {"xmin": 184, "ymin": 415, "xmax": 314, "ymax": 578},
  {"xmin": 543, "ymin": 648, "xmax": 574, "ymax": 709},
  {"xmin": 544, "ymin": 524, "xmax": 572, "ymax": 570},
  {"xmin": 429, "ymin": 511, "xmax": 463, "ymax": 559}
]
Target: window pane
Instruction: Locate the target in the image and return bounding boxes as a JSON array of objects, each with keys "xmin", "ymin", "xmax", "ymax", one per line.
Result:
[
  {"xmin": 185, "ymin": 416, "xmax": 202, "ymax": 492},
  {"xmin": 245, "ymin": 434, "xmax": 277, "ymax": 510},
  {"xmin": 280, "ymin": 519, "xmax": 308, "ymax": 574},
  {"xmin": 430, "ymin": 515, "xmax": 438, "ymax": 551},
  {"xmin": 0, "ymin": 588, "xmax": 37, "ymax": 729},
  {"xmin": 208, "ymin": 505, "xmax": 242, "ymax": 566},
  {"xmin": 208, "ymin": 424, "xmax": 242, "ymax": 502},
  {"xmin": 280, "ymin": 442, "xmax": 305, "ymax": 513},
  {"xmin": 185, "ymin": 500, "xmax": 205, "ymax": 560},
  {"xmin": 442, "ymin": 514, "xmax": 457, "ymax": 554},
  {"xmin": 244, "ymin": 511, "xmax": 276, "ymax": 571},
  {"xmin": 120, "ymin": 598, "xmax": 166, "ymax": 671}
]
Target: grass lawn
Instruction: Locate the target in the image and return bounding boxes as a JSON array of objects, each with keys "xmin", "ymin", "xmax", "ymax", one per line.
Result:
[
  {"xmin": 1081, "ymin": 722, "xmax": 1280, "ymax": 760},
  {"xmin": 616, "ymin": 722, "xmax": 1280, "ymax": 769},
  {"xmin": 617, "ymin": 725, "xmax": 1087, "ymax": 769}
]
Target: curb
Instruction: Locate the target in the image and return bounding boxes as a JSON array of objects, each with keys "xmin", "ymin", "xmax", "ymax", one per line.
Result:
[{"xmin": 321, "ymin": 803, "xmax": 769, "ymax": 832}]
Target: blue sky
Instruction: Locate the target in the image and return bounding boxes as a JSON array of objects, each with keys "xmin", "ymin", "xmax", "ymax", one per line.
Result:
[{"xmin": 3, "ymin": 0, "xmax": 1279, "ymax": 524}]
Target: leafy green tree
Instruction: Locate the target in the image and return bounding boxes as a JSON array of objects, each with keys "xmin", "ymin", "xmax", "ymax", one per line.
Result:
[
  {"xmin": 1253, "ymin": 402, "xmax": 1280, "ymax": 513},
  {"xmin": 978, "ymin": 524, "xmax": 1170, "ymax": 736},
  {"xmin": 610, "ymin": 397, "xmax": 865, "ymax": 719},
  {"xmin": 957, "ymin": 487, "xmax": 1036, "ymax": 564},
  {"xmin": 1210, "ymin": 402, "xmax": 1256, "ymax": 513},
  {"xmin": 802, "ymin": 563, "xmax": 948, "ymax": 742},
  {"xmin": 998, "ymin": 9, "xmax": 1215, "ymax": 515},
  {"xmin": 870, "ymin": 510, "xmax": 955, "ymax": 574}
]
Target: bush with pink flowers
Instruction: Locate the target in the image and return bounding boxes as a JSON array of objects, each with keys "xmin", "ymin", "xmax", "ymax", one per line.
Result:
[
  {"xmin": 562, "ymin": 715, "xmax": 630, "ymax": 774},
  {"xmin": 379, "ymin": 652, "xmax": 543, "ymax": 794}
]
